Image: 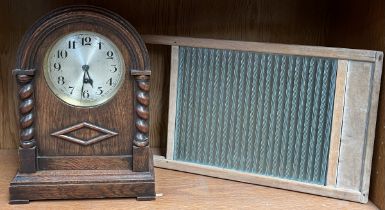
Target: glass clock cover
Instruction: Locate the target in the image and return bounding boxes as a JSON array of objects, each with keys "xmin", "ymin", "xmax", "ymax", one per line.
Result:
[{"xmin": 44, "ymin": 31, "xmax": 125, "ymax": 107}]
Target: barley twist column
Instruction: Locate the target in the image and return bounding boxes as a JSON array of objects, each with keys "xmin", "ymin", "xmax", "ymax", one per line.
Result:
[
  {"xmin": 13, "ymin": 69, "xmax": 37, "ymax": 173},
  {"xmin": 134, "ymin": 75, "xmax": 150, "ymax": 147},
  {"xmin": 131, "ymin": 70, "xmax": 151, "ymax": 172}
]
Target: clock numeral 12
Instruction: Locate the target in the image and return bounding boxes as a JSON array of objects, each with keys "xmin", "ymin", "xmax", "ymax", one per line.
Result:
[{"xmin": 81, "ymin": 37, "xmax": 91, "ymax": 46}]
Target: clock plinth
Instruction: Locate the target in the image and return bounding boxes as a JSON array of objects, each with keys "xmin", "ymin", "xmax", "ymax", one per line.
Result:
[
  {"xmin": 10, "ymin": 157, "xmax": 155, "ymax": 203},
  {"xmin": 9, "ymin": 6, "xmax": 155, "ymax": 203}
]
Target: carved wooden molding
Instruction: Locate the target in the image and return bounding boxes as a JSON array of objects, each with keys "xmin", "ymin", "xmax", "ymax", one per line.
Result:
[
  {"xmin": 131, "ymin": 69, "xmax": 151, "ymax": 76},
  {"xmin": 51, "ymin": 122, "xmax": 118, "ymax": 146}
]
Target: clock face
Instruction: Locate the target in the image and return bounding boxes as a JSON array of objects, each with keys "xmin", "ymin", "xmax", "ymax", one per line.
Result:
[{"xmin": 44, "ymin": 31, "xmax": 125, "ymax": 107}]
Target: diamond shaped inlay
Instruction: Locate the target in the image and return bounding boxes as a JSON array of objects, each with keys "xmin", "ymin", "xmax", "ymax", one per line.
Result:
[{"xmin": 51, "ymin": 122, "xmax": 118, "ymax": 146}]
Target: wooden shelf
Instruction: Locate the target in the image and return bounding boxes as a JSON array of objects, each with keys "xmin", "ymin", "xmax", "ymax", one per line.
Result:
[{"xmin": 0, "ymin": 150, "xmax": 378, "ymax": 209}]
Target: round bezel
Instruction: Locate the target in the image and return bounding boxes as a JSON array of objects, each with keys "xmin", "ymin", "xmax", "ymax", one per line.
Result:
[{"xmin": 43, "ymin": 31, "xmax": 126, "ymax": 107}]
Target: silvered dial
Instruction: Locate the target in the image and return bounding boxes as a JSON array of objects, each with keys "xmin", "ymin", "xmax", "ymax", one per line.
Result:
[{"xmin": 44, "ymin": 31, "xmax": 125, "ymax": 107}]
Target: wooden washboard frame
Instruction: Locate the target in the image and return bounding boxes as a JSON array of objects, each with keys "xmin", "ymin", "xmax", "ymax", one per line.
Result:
[{"xmin": 143, "ymin": 35, "xmax": 383, "ymax": 203}]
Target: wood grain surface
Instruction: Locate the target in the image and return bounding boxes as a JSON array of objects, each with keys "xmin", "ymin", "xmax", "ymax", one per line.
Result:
[
  {"xmin": 327, "ymin": 0, "xmax": 385, "ymax": 209},
  {"xmin": 17, "ymin": 6, "xmax": 153, "ymax": 158},
  {"xmin": 327, "ymin": 60, "xmax": 348, "ymax": 187},
  {"xmin": 143, "ymin": 35, "xmax": 378, "ymax": 61},
  {"xmin": 37, "ymin": 155, "xmax": 132, "ymax": 170},
  {"xmin": 0, "ymin": 149, "xmax": 379, "ymax": 209},
  {"xmin": 147, "ymin": 44, "xmax": 170, "ymax": 149},
  {"xmin": 0, "ymin": 0, "xmax": 384, "ymax": 208}
]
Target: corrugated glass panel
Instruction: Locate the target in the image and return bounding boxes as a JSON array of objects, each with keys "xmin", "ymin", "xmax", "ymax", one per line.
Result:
[{"xmin": 173, "ymin": 46, "xmax": 337, "ymax": 185}]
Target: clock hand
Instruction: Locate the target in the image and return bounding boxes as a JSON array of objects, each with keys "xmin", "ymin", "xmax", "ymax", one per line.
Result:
[
  {"xmin": 81, "ymin": 71, "xmax": 86, "ymax": 99},
  {"xmin": 85, "ymin": 70, "xmax": 93, "ymax": 88},
  {"xmin": 82, "ymin": 65, "xmax": 93, "ymax": 88}
]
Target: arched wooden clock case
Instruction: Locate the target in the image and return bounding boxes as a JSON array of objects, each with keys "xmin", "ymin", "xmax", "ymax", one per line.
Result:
[{"xmin": 9, "ymin": 6, "xmax": 155, "ymax": 204}]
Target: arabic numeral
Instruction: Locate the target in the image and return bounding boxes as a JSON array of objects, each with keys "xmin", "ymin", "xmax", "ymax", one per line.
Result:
[
  {"xmin": 107, "ymin": 78, "xmax": 112, "ymax": 86},
  {"xmin": 68, "ymin": 40, "xmax": 76, "ymax": 49},
  {"xmin": 57, "ymin": 50, "xmax": 68, "ymax": 58},
  {"xmin": 81, "ymin": 37, "xmax": 92, "ymax": 46},
  {"xmin": 53, "ymin": 63, "xmax": 61, "ymax": 71},
  {"xmin": 97, "ymin": 87, "xmax": 103, "ymax": 95},
  {"xmin": 106, "ymin": 51, "xmax": 114, "ymax": 59},
  {"xmin": 57, "ymin": 76, "xmax": 65, "ymax": 85},
  {"xmin": 82, "ymin": 90, "xmax": 90, "ymax": 98},
  {"xmin": 110, "ymin": 65, "xmax": 117, "ymax": 73},
  {"xmin": 68, "ymin": 86, "xmax": 74, "ymax": 94}
]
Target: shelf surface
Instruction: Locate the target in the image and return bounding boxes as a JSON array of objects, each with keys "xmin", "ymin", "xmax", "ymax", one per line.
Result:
[{"xmin": 0, "ymin": 149, "xmax": 378, "ymax": 209}]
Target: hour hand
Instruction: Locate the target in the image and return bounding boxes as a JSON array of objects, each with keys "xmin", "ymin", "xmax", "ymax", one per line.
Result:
[{"xmin": 81, "ymin": 71, "xmax": 86, "ymax": 98}]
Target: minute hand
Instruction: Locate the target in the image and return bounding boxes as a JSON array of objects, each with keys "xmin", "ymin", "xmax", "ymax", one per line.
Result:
[{"xmin": 81, "ymin": 71, "xmax": 86, "ymax": 99}]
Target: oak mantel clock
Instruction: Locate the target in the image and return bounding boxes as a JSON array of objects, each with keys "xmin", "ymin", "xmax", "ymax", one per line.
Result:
[{"xmin": 9, "ymin": 6, "xmax": 155, "ymax": 204}]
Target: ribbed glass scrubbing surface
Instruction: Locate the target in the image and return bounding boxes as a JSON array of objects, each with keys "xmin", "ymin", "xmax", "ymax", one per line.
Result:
[{"xmin": 173, "ymin": 46, "xmax": 337, "ymax": 185}]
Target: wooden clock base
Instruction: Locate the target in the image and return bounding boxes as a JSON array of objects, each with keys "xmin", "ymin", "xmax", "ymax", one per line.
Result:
[{"xmin": 9, "ymin": 158, "xmax": 155, "ymax": 204}]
